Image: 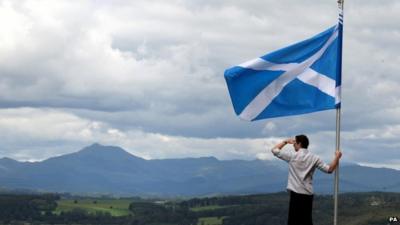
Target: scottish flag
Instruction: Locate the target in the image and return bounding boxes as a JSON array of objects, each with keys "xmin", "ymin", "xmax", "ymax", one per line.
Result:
[{"xmin": 224, "ymin": 25, "xmax": 342, "ymax": 121}]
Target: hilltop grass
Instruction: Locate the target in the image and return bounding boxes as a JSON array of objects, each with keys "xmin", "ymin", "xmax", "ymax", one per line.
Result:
[{"xmin": 55, "ymin": 199, "xmax": 132, "ymax": 216}]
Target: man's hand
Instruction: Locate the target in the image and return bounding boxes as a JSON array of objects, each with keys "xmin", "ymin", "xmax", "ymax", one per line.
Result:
[
  {"xmin": 335, "ymin": 150, "xmax": 342, "ymax": 159},
  {"xmin": 328, "ymin": 150, "xmax": 343, "ymax": 173},
  {"xmin": 286, "ymin": 138, "xmax": 295, "ymax": 144}
]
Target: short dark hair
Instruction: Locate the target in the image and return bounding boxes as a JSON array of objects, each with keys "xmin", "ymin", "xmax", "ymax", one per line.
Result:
[{"xmin": 295, "ymin": 134, "xmax": 309, "ymax": 149}]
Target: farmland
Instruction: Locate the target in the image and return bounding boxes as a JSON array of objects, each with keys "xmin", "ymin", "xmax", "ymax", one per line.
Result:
[
  {"xmin": 55, "ymin": 198, "xmax": 132, "ymax": 216},
  {"xmin": 0, "ymin": 192, "xmax": 399, "ymax": 225}
]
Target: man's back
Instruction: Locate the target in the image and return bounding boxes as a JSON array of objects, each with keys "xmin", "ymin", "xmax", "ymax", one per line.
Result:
[{"xmin": 286, "ymin": 148, "xmax": 330, "ymax": 195}]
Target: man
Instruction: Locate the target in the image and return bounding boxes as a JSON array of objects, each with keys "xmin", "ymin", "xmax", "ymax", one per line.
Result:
[{"xmin": 271, "ymin": 134, "xmax": 342, "ymax": 225}]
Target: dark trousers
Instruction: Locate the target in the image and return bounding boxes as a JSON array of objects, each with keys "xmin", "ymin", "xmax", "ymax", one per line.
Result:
[{"xmin": 288, "ymin": 191, "xmax": 314, "ymax": 225}]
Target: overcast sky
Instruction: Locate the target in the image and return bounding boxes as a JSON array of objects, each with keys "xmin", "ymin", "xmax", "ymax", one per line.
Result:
[{"xmin": 0, "ymin": 0, "xmax": 399, "ymax": 169}]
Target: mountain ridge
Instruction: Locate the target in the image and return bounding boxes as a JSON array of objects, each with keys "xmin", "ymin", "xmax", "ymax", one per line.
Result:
[{"xmin": 0, "ymin": 143, "xmax": 399, "ymax": 196}]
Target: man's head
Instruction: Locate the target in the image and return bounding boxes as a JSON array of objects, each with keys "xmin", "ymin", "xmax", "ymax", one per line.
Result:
[{"xmin": 294, "ymin": 134, "xmax": 309, "ymax": 150}]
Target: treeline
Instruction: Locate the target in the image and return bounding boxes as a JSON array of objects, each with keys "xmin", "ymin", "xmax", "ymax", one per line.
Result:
[
  {"xmin": 181, "ymin": 192, "xmax": 289, "ymax": 207},
  {"xmin": 1, "ymin": 192, "xmax": 399, "ymax": 225},
  {"xmin": 0, "ymin": 194, "xmax": 196, "ymax": 225},
  {"xmin": 0, "ymin": 194, "xmax": 59, "ymax": 222},
  {"xmin": 181, "ymin": 192, "xmax": 290, "ymax": 225},
  {"xmin": 129, "ymin": 202, "xmax": 196, "ymax": 225},
  {"xmin": 181, "ymin": 192, "xmax": 400, "ymax": 225}
]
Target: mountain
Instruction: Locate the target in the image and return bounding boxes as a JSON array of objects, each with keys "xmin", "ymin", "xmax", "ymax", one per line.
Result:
[{"xmin": 0, "ymin": 143, "xmax": 399, "ymax": 196}]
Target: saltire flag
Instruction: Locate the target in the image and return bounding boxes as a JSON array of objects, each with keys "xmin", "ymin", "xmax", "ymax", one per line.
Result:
[{"xmin": 224, "ymin": 25, "xmax": 342, "ymax": 121}]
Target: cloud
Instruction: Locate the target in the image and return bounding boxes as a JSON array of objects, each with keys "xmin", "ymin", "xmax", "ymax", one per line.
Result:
[
  {"xmin": 1, "ymin": 107, "xmax": 398, "ymax": 171},
  {"xmin": 0, "ymin": 0, "xmax": 337, "ymax": 114},
  {"xmin": 0, "ymin": 107, "xmax": 277, "ymax": 161},
  {"xmin": 0, "ymin": 0, "xmax": 399, "ymax": 169}
]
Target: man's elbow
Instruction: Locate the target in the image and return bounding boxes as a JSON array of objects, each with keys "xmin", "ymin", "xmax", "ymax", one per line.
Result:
[
  {"xmin": 271, "ymin": 148, "xmax": 279, "ymax": 156},
  {"xmin": 327, "ymin": 166, "xmax": 335, "ymax": 174}
]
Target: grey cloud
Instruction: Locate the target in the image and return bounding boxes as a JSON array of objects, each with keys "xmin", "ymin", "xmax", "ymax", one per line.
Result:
[
  {"xmin": 66, "ymin": 107, "xmax": 266, "ymax": 139},
  {"xmin": 3, "ymin": 1, "xmax": 337, "ymax": 130},
  {"xmin": 0, "ymin": 0, "xmax": 400, "ymax": 168}
]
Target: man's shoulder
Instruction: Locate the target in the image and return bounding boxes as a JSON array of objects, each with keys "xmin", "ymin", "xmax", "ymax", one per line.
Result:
[{"xmin": 303, "ymin": 149, "xmax": 321, "ymax": 160}]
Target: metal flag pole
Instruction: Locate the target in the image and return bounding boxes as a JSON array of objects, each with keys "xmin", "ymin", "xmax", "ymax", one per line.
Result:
[
  {"xmin": 334, "ymin": 0, "xmax": 344, "ymax": 225},
  {"xmin": 334, "ymin": 108, "xmax": 341, "ymax": 225}
]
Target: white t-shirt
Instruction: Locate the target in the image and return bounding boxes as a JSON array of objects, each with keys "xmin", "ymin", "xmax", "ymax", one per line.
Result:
[{"xmin": 272, "ymin": 147, "xmax": 330, "ymax": 195}]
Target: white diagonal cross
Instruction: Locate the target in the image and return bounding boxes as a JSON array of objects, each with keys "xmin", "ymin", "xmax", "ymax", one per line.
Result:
[{"xmin": 237, "ymin": 28, "xmax": 340, "ymax": 121}]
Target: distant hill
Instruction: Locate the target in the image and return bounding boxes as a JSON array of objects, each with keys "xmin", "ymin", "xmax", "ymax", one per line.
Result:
[{"xmin": 0, "ymin": 143, "xmax": 399, "ymax": 196}]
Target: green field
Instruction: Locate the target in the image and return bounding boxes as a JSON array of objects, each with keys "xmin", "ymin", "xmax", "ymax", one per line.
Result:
[
  {"xmin": 55, "ymin": 199, "xmax": 132, "ymax": 216},
  {"xmin": 197, "ymin": 216, "xmax": 225, "ymax": 225}
]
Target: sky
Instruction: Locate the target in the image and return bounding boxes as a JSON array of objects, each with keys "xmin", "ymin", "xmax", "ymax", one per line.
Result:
[{"xmin": 0, "ymin": 0, "xmax": 399, "ymax": 169}]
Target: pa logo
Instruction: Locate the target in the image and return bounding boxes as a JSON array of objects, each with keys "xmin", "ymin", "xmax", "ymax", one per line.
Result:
[{"xmin": 389, "ymin": 216, "xmax": 399, "ymax": 223}]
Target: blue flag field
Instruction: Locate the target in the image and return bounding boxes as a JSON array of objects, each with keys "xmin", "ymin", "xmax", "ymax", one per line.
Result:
[{"xmin": 224, "ymin": 25, "xmax": 342, "ymax": 121}]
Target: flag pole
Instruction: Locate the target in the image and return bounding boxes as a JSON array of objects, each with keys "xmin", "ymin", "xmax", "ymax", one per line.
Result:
[
  {"xmin": 334, "ymin": 108, "xmax": 341, "ymax": 225},
  {"xmin": 334, "ymin": 0, "xmax": 343, "ymax": 225}
]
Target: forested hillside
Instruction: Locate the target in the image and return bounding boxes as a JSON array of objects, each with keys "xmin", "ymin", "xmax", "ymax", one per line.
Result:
[{"xmin": 0, "ymin": 192, "xmax": 399, "ymax": 225}]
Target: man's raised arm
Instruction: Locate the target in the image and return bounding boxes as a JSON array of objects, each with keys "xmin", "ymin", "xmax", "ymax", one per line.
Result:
[
  {"xmin": 271, "ymin": 138, "xmax": 295, "ymax": 152},
  {"xmin": 270, "ymin": 138, "xmax": 295, "ymax": 162}
]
